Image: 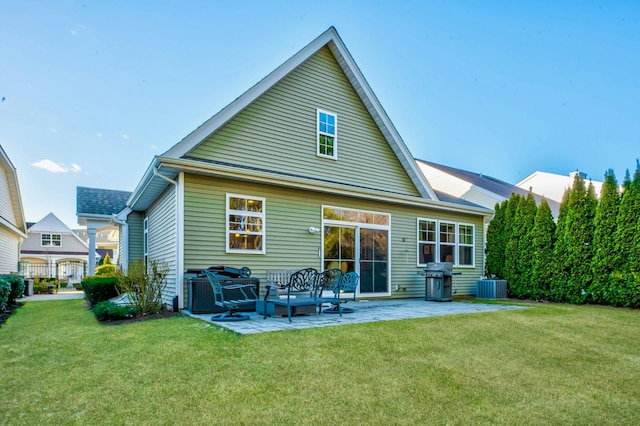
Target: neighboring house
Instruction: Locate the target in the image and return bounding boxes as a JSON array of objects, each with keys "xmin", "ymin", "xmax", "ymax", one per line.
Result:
[
  {"xmin": 0, "ymin": 145, "xmax": 28, "ymax": 274},
  {"xmin": 19, "ymin": 212, "xmax": 95, "ymax": 284},
  {"xmin": 417, "ymin": 160, "xmax": 560, "ymax": 218},
  {"xmin": 74, "ymin": 226, "xmax": 120, "ymax": 262},
  {"xmin": 516, "ymin": 170, "xmax": 604, "ymax": 203},
  {"xmin": 104, "ymin": 27, "xmax": 493, "ymax": 309},
  {"xmin": 76, "ymin": 186, "xmax": 131, "ymax": 275}
]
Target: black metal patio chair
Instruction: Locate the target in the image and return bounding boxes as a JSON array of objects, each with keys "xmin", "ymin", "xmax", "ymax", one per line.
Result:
[{"xmin": 204, "ymin": 270, "xmax": 258, "ymax": 322}]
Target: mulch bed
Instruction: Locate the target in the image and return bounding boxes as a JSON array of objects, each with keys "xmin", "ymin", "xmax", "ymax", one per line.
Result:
[
  {"xmin": 0, "ymin": 302, "xmax": 23, "ymax": 328},
  {"xmin": 100, "ymin": 308, "xmax": 181, "ymax": 325}
]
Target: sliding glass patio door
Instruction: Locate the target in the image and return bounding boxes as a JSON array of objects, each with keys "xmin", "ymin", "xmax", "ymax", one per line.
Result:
[{"xmin": 322, "ymin": 206, "xmax": 390, "ymax": 296}]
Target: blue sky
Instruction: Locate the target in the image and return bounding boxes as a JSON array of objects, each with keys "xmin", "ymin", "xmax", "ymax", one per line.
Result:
[{"xmin": 1, "ymin": 1, "xmax": 638, "ymax": 228}]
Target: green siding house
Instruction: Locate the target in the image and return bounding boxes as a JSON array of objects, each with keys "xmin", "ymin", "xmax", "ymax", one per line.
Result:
[{"xmin": 116, "ymin": 27, "xmax": 492, "ymax": 309}]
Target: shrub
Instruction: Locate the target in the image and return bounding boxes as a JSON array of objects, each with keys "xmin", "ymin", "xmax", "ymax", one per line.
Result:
[
  {"xmin": 91, "ymin": 301, "xmax": 137, "ymax": 321},
  {"xmin": 0, "ymin": 275, "xmax": 25, "ymax": 304},
  {"xmin": 34, "ymin": 276, "xmax": 59, "ymax": 294},
  {"xmin": 116, "ymin": 259, "xmax": 168, "ymax": 316},
  {"xmin": 82, "ymin": 276, "xmax": 121, "ymax": 306},
  {"xmin": 0, "ymin": 277, "xmax": 10, "ymax": 311},
  {"xmin": 95, "ymin": 263, "xmax": 116, "ymax": 276}
]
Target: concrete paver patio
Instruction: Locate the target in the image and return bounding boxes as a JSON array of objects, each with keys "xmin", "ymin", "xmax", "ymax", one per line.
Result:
[{"xmin": 184, "ymin": 298, "xmax": 527, "ymax": 334}]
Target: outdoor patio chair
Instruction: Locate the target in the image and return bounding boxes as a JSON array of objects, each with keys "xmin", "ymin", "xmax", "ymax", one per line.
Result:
[
  {"xmin": 263, "ymin": 267, "xmax": 321, "ymax": 322},
  {"xmin": 326, "ymin": 272, "xmax": 360, "ymax": 316},
  {"xmin": 204, "ymin": 270, "xmax": 258, "ymax": 322}
]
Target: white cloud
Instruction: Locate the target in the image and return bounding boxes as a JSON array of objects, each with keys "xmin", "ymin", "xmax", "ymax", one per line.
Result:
[
  {"xmin": 122, "ymin": 134, "xmax": 129, "ymax": 140},
  {"xmin": 70, "ymin": 29, "xmax": 77, "ymax": 36},
  {"xmin": 30, "ymin": 159, "xmax": 82, "ymax": 173},
  {"xmin": 97, "ymin": 133, "xmax": 103, "ymax": 138}
]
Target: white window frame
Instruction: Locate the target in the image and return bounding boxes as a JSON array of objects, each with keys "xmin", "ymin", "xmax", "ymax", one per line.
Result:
[
  {"xmin": 226, "ymin": 193, "xmax": 266, "ymax": 254},
  {"xmin": 417, "ymin": 218, "xmax": 475, "ymax": 268},
  {"xmin": 41, "ymin": 233, "xmax": 61, "ymax": 247},
  {"xmin": 457, "ymin": 223, "xmax": 475, "ymax": 267},
  {"xmin": 317, "ymin": 109, "xmax": 337, "ymax": 160}
]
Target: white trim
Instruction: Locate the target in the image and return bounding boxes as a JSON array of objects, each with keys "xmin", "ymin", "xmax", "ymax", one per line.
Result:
[
  {"xmin": 176, "ymin": 172, "xmax": 185, "ymax": 308},
  {"xmin": 417, "ymin": 218, "xmax": 476, "ymax": 268},
  {"xmin": 41, "ymin": 233, "xmax": 62, "ymax": 247},
  {"xmin": 321, "ymin": 205, "xmax": 391, "ymax": 297},
  {"xmin": 316, "ymin": 109, "xmax": 337, "ymax": 160},
  {"xmin": 225, "ymin": 193, "xmax": 266, "ymax": 254}
]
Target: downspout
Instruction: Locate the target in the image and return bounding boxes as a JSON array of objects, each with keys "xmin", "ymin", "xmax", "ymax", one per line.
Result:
[
  {"xmin": 112, "ymin": 214, "xmax": 129, "ymax": 272},
  {"xmin": 152, "ymin": 167, "xmax": 184, "ymax": 309}
]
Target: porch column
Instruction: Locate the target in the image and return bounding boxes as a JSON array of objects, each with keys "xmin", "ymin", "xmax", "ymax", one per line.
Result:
[{"xmin": 88, "ymin": 227, "xmax": 97, "ymax": 276}]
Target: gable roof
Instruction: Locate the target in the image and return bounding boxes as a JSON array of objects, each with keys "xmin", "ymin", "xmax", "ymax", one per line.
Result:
[
  {"xmin": 418, "ymin": 159, "xmax": 560, "ymax": 217},
  {"xmin": 0, "ymin": 144, "xmax": 27, "ymax": 238},
  {"xmin": 161, "ymin": 26, "xmax": 437, "ymax": 201},
  {"xmin": 28, "ymin": 212, "xmax": 89, "ymax": 248}
]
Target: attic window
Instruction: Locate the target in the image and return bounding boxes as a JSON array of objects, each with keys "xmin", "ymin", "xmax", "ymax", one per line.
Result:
[
  {"xmin": 317, "ymin": 110, "xmax": 337, "ymax": 159},
  {"xmin": 42, "ymin": 233, "xmax": 61, "ymax": 247}
]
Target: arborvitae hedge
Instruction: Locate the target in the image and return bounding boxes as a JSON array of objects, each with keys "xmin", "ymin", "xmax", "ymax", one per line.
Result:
[
  {"xmin": 485, "ymin": 163, "xmax": 640, "ymax": 307},
  {"xmin": 530, "ymin": 199, "xmax": 556, "ymax": 300},
  {"xmin": 590, "ymin": 169, "xmax": 620, "ymax": 303},
  {"xmin": 485, "ymin": 200, "xmax": 506, "ymax": 279}
]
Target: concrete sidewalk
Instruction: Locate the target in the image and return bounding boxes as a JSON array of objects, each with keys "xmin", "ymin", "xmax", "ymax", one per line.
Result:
[{"xmin": 21, "ymin": 291, "xmax": 85, "ymax": 302}]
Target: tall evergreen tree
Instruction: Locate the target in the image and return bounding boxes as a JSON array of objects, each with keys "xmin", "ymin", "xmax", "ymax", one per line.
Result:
[
  {"xmin": 531, "ymin": 198, "xmax": 556, "ymax": 300},
  {"xmin": 512, "ymin": 192, "xmax": 537, "ymax": 298},
  {"xmin": 503, "ymin": 193, "xmax": 522, "ymax": 293},
  {"xmin": 614, "ymin": 161, "xmax": 640, "ymax": 273},
  {"xmin": 550, "ymin": 189, "xmax": 570, "ymax": 302},
  {"xmin": 590, "ymin": 169, "xmax": 620, "ymax": 303},
  {"xmin": 485, "ymin": 201, "xmax": 506, "ymax": 278},
  {"xmin": 564, "ymin": 174, "xmax": 597, "ymax": 303}
]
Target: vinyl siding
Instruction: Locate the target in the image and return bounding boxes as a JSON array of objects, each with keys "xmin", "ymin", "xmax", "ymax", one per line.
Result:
[
  {"xmin": 0, "ymin": 166, "xmax": 16, "ymax": 224},
  {"xmin": 20, "ymin": 232, "xmax": 88, "ymax": 254},
  {"xmin": 127, "ymin": 212, "xmax": 144, "ymax": 262},
  {"xmin": 188, "ymin": 46, "xmax": 420, "ymax": 197},
  {"xmin": 183, "ymin": 173, "xmax": 484, "ymax": 297},
  {"xmin": 0, "ymin": 227, "xmax": 19, "ymax": 274},
  {"xmin": 146, "ymin": 185, "xmax": 177, "ymax": 305}
]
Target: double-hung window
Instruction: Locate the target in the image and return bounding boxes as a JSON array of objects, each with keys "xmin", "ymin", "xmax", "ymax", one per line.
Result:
[
  {"xmin": 226, "ymin": 194, "xmax": 265, "ymax": 254},
  {"xmin": 317, "ymin": 109, "xmax": 337, "ymax": 159},
  {"xmin": 41, "ymin": 233, "xmax": 61, "ymax": 247},
  {"xmin": 417, "ymin": 219, "xmax": 475, "ymax": 267}
]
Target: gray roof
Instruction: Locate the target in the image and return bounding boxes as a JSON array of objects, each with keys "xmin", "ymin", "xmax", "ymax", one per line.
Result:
[
  {"xmin": 418, "ymin": 160, "xmax": 560, "ymax": 216},
  {"xmin": 76, "ymin": 186, "xmax": 131, "ymax": 217}
]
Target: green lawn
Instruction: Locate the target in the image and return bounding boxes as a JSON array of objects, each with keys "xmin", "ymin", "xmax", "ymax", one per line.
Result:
[{"xmin": 1, "ymin": 300, "xmax": 639, "ymax": 425}]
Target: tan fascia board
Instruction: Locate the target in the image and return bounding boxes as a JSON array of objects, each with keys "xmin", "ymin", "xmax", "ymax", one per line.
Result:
[
  {"xmin": 159, "ymin": 27, "xmax": 437, "ymax": 201},
  {"xmin": 158, "ymin": 157, "xmax": 491, "ymax": 217},
  {"xmin": 0, "ymin": 146, "xmax": 28, "ymax": 234},
  {"xmin": 0, "ymin": 216, "xmax": 28, "ymax": 239}
]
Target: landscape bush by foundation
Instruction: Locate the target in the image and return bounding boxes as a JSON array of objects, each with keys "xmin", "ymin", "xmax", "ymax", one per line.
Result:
[
  {"xmin": 91, "ymin": 301, "xmax": 137, "ymax": 321},
  {"xmin": 81, "ymin": 276, "xmax": 121, "ymax": 306}
]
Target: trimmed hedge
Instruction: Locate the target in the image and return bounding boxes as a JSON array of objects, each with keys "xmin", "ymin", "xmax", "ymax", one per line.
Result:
[
  {"xmin": 81, "ymin": 276, "xmax": 120, "ymax": 306},
  {"xmin": 0, "ymin": 275, "xmax": 25, "ymax": 311},
  {"xmin": 0, "ymin": 278, "xmax": 10, "ymax": 311},
  {"xmin": 91, "ymin": 301, "xmax": 137, "ymax": 321}
]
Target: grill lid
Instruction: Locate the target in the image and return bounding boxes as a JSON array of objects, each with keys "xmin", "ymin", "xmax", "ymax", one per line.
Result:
[{"xmin": 423, "ymin": 262, "xmax": 453, "ymax": 272}]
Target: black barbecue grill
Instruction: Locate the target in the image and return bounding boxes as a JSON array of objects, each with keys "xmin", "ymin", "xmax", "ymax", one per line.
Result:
[
  {"xmin": 186, "ymin": 265, "xmax": 259, "ymax": 314},
  {"xmin": 422, "ymin": 262, "xmax": 458, "ymax": 302}
]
